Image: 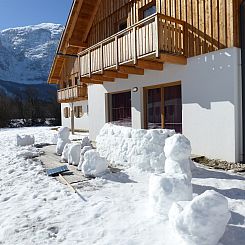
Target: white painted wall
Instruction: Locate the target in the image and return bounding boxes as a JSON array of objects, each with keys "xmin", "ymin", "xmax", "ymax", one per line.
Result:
[
  {"xmin": 88, "ymin": 47, "xmax": 242, "ymax": 162},
  {"xmin": 61, "ymin": 100, "xmax": 89, "ymax": 131}
]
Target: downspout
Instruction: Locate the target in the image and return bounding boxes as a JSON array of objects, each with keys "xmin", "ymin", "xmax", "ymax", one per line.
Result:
[{"xmin": 240, "ymin": 1, "xmax": 245, "ymax": 163}]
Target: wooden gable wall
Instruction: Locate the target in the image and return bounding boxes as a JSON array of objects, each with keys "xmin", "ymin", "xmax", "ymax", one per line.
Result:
[{"xmin": 87, "ymin": 0, "xmax": 242, "ymax": 58}]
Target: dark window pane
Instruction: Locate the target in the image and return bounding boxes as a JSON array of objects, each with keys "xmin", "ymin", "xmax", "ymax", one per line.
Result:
[
  {"xmin": 147, "ymin": 88, "xmax": 161, "ymax": 129},
  {"xmin": 143, "ymin": 5, "xmax": 156, "ymax": 18},
  {"xmin": 164, "ymin": 85, "xmax": 182, "ymax": 133},
  {"xmin": 119, "ymin": 21, "xmax": 127, "ymax": 31},
  {"xmin": 110, "ymin": 91, "xmax": 131, "ymax": 126}
]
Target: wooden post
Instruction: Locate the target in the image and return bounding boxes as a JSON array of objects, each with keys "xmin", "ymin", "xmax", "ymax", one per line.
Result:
[
  {"xmin": 183, "ymin": 23, "xmax": 188, "ymax": 57},
  {"xmin": 133, "ymin": 26, "xmax": 137, "ymax": 64},
  {"xmin": 101, "ymin": 43, "xmax": 104, "ymax": 73},
  {"xmin": 71, "ymin": 103, "xmax": 75, "ymax": 135},
  {"xmin": 115, "ymin": 36, "xmax": 119, "ymax": 70},
  {"xmin": 155, "ymin": 15, "xmax": 160, "ymax": 58},
  {"xmin": 88, "ymin": 50, "xmax": 91, "ymax": 78}
]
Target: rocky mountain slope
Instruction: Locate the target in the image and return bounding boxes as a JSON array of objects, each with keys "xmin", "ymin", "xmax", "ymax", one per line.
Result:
[{"xmin": 0, "ymin": 23, "xmax": 63, "ymax": 85}]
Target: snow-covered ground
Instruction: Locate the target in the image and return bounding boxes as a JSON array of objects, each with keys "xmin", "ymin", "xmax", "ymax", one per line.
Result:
[{"xmin": 0, "ymin": 127, "xmax": 244, "ymax": 245}]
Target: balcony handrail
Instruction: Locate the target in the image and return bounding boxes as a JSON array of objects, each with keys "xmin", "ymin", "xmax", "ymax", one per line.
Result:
[
  {"xmin": 78, "ymin": 13, "xmax": 185, "ymax": 56},
  {"xmin": 57, "ymin": 84, "xmax": 85, "ymax": 93}
]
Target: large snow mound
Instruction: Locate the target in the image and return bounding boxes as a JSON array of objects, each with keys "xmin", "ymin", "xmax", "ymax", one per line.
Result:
[
  {"xmin": 16, "ymin": 134, "xmax": 35, "ymax": 146},
  {"xmin": 96, "ymin": 123, "xmax": 175, "ymax": 171},
  {"xmin": 82, "ymin": 150, "xmax": 108, "ymax": 177},
  {"xmin": 149, "ymin": 173, "xmax": 193, "ymax": 217},
  {"xmin": 169, "ymin": 190, "xmax": 231, "ymax": 245}
]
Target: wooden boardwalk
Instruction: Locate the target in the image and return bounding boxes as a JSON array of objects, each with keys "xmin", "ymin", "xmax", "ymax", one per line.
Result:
[{"xmin": 39, "ymin": 145, "xmax": 89, "ymax": 187}]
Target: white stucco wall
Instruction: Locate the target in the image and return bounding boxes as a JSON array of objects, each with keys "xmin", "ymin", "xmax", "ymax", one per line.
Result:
[
  {"xmin": 61, "ymin": 100, "xmax": 89, "ymax": 131},
  {"xmin": 88, "ymin": 47, "xmax": 242, "ymax": 162}
]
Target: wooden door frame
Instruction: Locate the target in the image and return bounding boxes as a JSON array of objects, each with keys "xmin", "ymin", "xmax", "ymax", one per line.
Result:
[{"xmin": 143, "ymin": 81, "xmax": 181, "ymax": 129}]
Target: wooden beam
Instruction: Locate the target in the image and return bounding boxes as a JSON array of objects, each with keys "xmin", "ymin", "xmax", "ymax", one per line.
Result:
[
  {"xmin": 118, "ymin": 65, "xmax": 144, "ymax": 75},
  {"xmin": 81, "ymin": 77, "xmax": 103, "ymax": 84},
  {"xmin": 103, "ymin": 70, "xmax": 128, "ymax": 79},
  {"xmin": 158, "ymin": 54, "xmax": 187, "ymax": 65},
  {"xmin": 83, "ymin": 0, "xmax": 102, "ymax": 42},
  {"xmin": 91, "ymin": 75, "xmax": 115, "ymax": 82},
  {"xmin": 68, "ymin": 39, "xmax": 87, "ymax": 48},
  {"xmin": 136, "ymin": 60, "xmax": 164, "ymax": 71},
  {"xmin": 63, "ymin": 0, "xmax": 85, "ymax": 53}
]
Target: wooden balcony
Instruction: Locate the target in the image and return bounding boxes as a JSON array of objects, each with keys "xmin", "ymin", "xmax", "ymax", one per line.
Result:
[
  {"xmin": 57, "ymin": 85, "xmax": 87, "ymax": 103},
  {"xmin": 79, "ymin": 13, "xmax": 187, "ymax": 84}
]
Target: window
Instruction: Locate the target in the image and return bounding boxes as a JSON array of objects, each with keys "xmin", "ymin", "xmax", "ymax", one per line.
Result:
[
  {"xmin": 119, "ymin": 21, "xmax": 127, "ymax": 31},
  {"xmin": 139, "ymin": 1, "xmax": 156, "ymax": 20},
  {"xmin": 108, "ymin": 91, "xmax": 131, "ymax": 126},
  {"xmin": 145, "ymin": 83, "xmax": 182, "ymax": 133},
  {"xmin": 74, "ymin": 77, "xmax": 78, "ymax": 86},
  {"xmin": 74, "ymin": 106, "xmax": 83, "ymax": 118},
  {"xmin": 64, "ymin": 107, "xmax": 70, "ymax": 118}
]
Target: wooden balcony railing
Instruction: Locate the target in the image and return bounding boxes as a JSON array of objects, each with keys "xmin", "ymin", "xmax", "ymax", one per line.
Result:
[
  {"xmin": 57, "ymin": 85, "xmax": 87, "ymax": 103},
  {"xmin": 79, "ymin": 13, "xmax": 186, "ymax": 77}
]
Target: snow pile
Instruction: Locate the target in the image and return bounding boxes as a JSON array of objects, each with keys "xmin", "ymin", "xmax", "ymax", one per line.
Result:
[
  {"xmin": 77, "ymin": 146, "xmax": 93, "ymax": 171},
  {"xmin": 56, "ymin": 127, "xmax": 71, "ymax": 155},
  {"xmin": 52, "ymin": 133, "xmax": 58, "ymax": 144},
  {"xmin": 96, "ymin": 123, "xmax": 175, "ymax": 171},
  {"xmin": 80, "ymin": 136, "xmax": 92, "ymax": 148},
  {"xmin": 82, "ymin": 150, "xmax": 108, "ymax": 177},
  {"xmin": 164, "ymin": 134, "xmax": 192, "ymax": 180},
  {"xmin": 149, "ymin": 134, "xmax": 193, "ymax": 217},
  {"xmin": 169, "ymin": 190, "xmax": 231, "ymax": 245},
  {"xmin": 67, "ymin": 143, "xmax": 81, "ymax": 166},
  {"xmin": 16, "ymin": 134, "xmax": 35, "ymax": 146},
  {"xmin": 149, "ymin": 174, "xmax": 192, "ymax": 217},
  {"xmin": 61, "ymin": 143, "xmax": 72, "ymax": 162},
  {"xmin": 16, "ymin": 147, "xmax": 41, "ymax": 159}
]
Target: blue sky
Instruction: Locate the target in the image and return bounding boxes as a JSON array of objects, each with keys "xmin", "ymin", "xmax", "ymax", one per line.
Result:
[{"xmin": 0, "ymin": 0, "xmax": 73, "ymax": 30}]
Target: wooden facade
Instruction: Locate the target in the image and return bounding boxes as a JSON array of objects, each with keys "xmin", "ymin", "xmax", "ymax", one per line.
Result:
[
  {"xmin": 88, "ymin": 0, "xmax": 242, "ymax": 57},
  {"xmin": 48, "ymin": 0, "xmax": 243, "ymax": 102}
]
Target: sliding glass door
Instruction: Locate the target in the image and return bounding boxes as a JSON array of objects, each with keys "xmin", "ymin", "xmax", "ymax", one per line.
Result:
[{"xmin": 145, "ymin": 83, "xmax": 182, "ymax": 133}]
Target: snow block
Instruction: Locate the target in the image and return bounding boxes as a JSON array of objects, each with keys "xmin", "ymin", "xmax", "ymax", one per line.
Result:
[
  {"xmin": 164, "ymin": 134, "xmax": 191, "ymax": 161},
  {"xmin": 96, "ymin": 123, "xmax": 175, "ymax": 171},
  {"xmin": 16, "ymin": 134, "xmax": 35, "ymax": 146},
  {"xmin": 164, "ymin": 134, "xmax": 192, "ymax": 180},
  {"xmin": 61, "ymin": 143, "xmax": 72, "ymax": 162},
  {"xmin": 57, "ymin": 127, "xmax": 70, "ymax": 141},
  {"xmin": 81, "ymin": 136, "xmax": 92, "ymax": 149},
  {"xmin": 77, "ymin": 146, "xmax": 93, "ymax": 171},
  {"xmin": 149, "ymin": 173, "xmax": 193, "ymax": 217},
  {"xmin": 52, "ymin": 134, "xmax": 58, "ymax": 144},
  {"xmin": 165, "ymin": 159, "xmax": 192, "ymax": 181},
  {"xmin": 82, "ymin": 150, "xmax": 108, "ymax": 177},
  {"xmin": 169, "ymin": 190, "xmax": 231, "ymax": 245},
  {"xmin": 56, "ymin": 127, "xmax": 71, "ymax": 155},
  {"xmin": 56, "ymin": 139, "xmax": 71, "ymax": 155},
  {"xmin": 68, "ymin": 143, "xmax": 81, "ymax": 166}
]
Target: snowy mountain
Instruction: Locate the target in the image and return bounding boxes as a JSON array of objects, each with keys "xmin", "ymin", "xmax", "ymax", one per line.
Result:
[{"xmin": 0, "ymin": 23, "xmax": 63, "ymax": 84}]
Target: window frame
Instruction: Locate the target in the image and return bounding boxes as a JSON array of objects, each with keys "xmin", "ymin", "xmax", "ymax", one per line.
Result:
[
  {"xmin": 107, "ymin": 89, "xmax": 132, "ymax": 126},
  {"xmin": 143, "ymin": 81, "xmax": 182, "ymax": 132},
  {"xmin": 139, "ymin": 0, "xmax": 156, "ymax": 20}
]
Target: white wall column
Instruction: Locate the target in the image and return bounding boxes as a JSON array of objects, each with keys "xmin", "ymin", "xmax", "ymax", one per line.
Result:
[{"xmin": 131, "ymin": 87, "xmax": 144, "ymax": 129}]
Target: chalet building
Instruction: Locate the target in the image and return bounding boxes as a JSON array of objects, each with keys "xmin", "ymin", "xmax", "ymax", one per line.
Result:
[{"xmin": 48, "ymin": 0, "xmax": 245, "ymax": 163}]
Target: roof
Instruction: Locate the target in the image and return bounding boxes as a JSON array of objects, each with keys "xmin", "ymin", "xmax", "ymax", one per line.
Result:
[{"xmin": 48, "ymin": 0, "xmax": 102, "ymax": 84}]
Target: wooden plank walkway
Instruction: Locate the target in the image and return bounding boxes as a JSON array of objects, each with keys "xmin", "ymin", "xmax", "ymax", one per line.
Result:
[{"xmin": 39, "ymin": 145, "xmax": 89, "ymax": 186}]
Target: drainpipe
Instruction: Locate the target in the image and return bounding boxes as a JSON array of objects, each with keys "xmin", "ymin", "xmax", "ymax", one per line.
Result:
[{"xmin": 240, "ymin": 1, "xmax": 245, "ymax": 163}]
